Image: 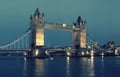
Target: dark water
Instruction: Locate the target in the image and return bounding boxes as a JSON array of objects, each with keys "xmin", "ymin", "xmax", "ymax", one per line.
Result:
[{"xmin": 0, "ymin": 56, "xmax": 120, "ymax": 77}]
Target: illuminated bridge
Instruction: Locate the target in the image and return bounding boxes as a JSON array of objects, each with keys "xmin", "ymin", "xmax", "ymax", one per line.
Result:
[{"xmin": 0, "ymin": 8, "xmax": 95, "ymax": 58}]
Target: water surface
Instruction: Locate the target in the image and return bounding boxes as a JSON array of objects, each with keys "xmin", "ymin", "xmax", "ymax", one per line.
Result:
[{"xmin": 0, "ymin": 56, "xmax": 120, "ymax": 77}]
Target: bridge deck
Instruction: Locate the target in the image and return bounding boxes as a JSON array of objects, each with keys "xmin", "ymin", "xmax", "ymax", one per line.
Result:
[
  {"xmin": 44, "ymin": 23, "xmax": 81, "ymax": 31},
  {"xmin": 0, "ymin": 49, "xmax": 31, "ymax": 52}
]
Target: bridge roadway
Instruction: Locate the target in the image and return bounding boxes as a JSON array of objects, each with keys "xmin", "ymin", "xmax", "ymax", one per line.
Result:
[
  {"xmin": 0, "ymin": 49, "xmax": 31, "ymax": 52},
  {"xmin": 44, "ymin": 23, "xmax": 81, "ymax": 31},
  {"xmin": 46, "ymin": 47, "xmax": 76, "ymax": 54}
]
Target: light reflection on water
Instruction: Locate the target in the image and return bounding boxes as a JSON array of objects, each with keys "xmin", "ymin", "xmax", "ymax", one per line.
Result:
[
  {"xmin": 23, "ymin": 57, "xmax": 96, "ymax": 77},
  {"xmin": 66, "ymin": 57, "xmax": 70, "ymax": 77},
  {"xmin": 23, "ymin": 58, "xmax": 46, "ymax": 77},
  {"xmin": 87, "ymin": 56, "xmax": 95, "ymax": 77},
  {"xmin": 78, "ymin": 57, "xmax": 95, "ymax": 77},
  {"xmin": 1, "ymin": 56, "xmax": 120, "ymax": 77}
]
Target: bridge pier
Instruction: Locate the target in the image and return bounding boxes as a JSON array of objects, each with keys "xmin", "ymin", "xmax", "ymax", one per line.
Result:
[
  {"xmin": 26, "ymin": 47, "xmax": 46, "ymax": 58},
  {"xmin": 72, "ymin": 16, "xmax": 87, "ymax": 56},
  {"xmin": 26, "ymin": 8, "xmax": 47, "ymax": 58}
]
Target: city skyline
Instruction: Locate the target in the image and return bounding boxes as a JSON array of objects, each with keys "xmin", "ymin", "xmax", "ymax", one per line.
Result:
[{"xmin": 0, "ymin": 0, "xmax": 120, "ymax": 46}]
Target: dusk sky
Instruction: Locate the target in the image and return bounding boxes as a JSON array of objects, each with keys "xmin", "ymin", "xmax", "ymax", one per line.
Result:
[{"xmin": 0, "ymin": 0, "xmax": 120, "ymax": 46}]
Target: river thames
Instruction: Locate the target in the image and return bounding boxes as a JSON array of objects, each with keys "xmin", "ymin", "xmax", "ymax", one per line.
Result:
[{"xmin": 0, "ymin": 56, "xmax": 120, "ymax": 77}]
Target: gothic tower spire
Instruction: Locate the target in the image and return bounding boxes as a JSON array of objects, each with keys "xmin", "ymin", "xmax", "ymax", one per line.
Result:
[{"xmin": 34, "ymin": 8, "xmax": 40, "ymax": 17}]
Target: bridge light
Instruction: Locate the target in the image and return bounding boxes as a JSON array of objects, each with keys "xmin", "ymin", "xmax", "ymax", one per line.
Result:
[
  {"xmin": 90, "ymin": 50, "xmax": 94, "ymax": 56},
  {"xmin": 73, "ymin": 25, "xmax": 75, "ymax": 28},
  {"xmin": 115, "ymin": 49, "xmax": 119, "ymax": 55},
  {"xmin": 81, "ymin": 52, "xmax": 85, "ymax": 55},
  {"xmin": 24, "ymin": 52, "xmax": 27, "ymax": 56},
  {"xmin": 45, "ymin": 50, "xmax": 49, "ymax": 55},
  {"xmin": 63, "ymin": 24, "xmax": 67, "ymax": 27},
  {"xmin": 86, "ymin": 51, "xmax": 89, "ymax": 54},
  {"xmin": 67, "ymin": 52, "xmax": 71, "ymax": 56},
  {"xmin": 101, "ymin": 52, "xmax": 104, "ymax": 56},
  {"xmin": 35, "ymin": 49, "xmax": 39, "ymax": 56}
]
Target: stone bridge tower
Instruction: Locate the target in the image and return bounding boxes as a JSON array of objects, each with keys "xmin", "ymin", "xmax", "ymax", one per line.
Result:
[
  {"xmin": 28, "ymin": 8, "xmax": 45, "ymax": 58},
  {"xmin": 73, "ymin": 16, "xmax": 86, "ymax": 49}
]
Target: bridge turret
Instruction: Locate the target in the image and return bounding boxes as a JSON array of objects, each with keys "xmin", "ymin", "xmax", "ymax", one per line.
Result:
[
  {"xmin": 73, "ymin": 16, "xmax": 86, "ymax": 29},
  {"xmin": 77, "ymin": 16, "xmax": 83, "ymax": 25},
  {"xmin": 73, "ymin": 16, "xmax": 86, "ymax": 49},
  {"xmin": 30, "ymin": 8, "xmax": 45, "ymax": 25},
  {"xmin": 34, "ymin": 8, "xmax": 40, "ymax": 18},
  {"xmin": 28, "ymin": 8, "xmax": 45, "ymax": 58}
]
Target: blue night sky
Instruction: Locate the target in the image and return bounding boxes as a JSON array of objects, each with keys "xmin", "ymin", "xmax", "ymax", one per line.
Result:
[{"xmin": 0, "ymin": 0, "xmax": 120, "ymax": 46}]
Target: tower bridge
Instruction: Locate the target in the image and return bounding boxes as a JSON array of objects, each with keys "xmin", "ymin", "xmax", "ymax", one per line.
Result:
[{"xmin": 0, "ymin": 8, "xmax": 87, "ymax": 58}]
